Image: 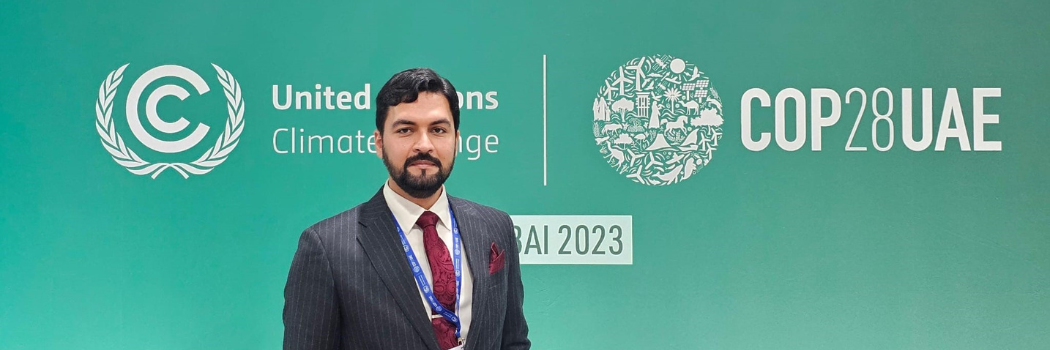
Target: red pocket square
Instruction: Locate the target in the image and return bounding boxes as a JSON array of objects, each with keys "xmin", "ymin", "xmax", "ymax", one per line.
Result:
[{"xmin": 489, "ymin": 242, "xmax": 505, "ymax": 275}]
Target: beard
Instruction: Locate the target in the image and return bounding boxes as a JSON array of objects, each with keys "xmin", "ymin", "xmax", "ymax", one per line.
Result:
[{"xmin": 382, "ymin": 150, "xmax": 455, "ymax": 199}]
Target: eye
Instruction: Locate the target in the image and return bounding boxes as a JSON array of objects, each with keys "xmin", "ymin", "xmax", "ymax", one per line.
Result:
[
  {"xmin": 432, "ymin": 127, "xmax": 447, "ymax": 134},
  {"xmin": 395, "ymin": 128, "xmax": 411, "ymax": 134}
]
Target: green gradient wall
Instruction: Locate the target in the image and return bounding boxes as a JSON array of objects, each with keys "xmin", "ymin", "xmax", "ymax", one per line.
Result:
[{"xmin": 2, "ymin": 1, "xmax": 1049, "ymax": 349}]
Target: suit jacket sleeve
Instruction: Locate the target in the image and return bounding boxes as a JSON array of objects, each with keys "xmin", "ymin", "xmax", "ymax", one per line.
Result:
[
  {"xmin": 501, "ymin": 214, "xmax": 531, "ymax": 350},
  {"xmin": 284, "ymin": 228, "xmax": 341, "ymax": 350}
]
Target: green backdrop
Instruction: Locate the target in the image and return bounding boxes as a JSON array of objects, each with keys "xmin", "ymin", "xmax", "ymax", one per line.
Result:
[{"xmin": 2, "ymin": 1, "xmax": 1049, "ymax": 349}]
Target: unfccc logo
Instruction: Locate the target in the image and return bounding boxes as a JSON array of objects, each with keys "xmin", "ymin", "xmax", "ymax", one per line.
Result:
[{"xmin": 93, "ymin": 64, "xmax": 245, "ymax": 178}]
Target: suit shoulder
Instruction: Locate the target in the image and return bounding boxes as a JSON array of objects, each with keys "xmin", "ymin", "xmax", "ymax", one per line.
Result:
[
  {"xmin": 303, "ymin": 204, "xmax": 364, "ymax": 240},
  {"xmin": 451, "ymin": 197, "xmax": 512, "ymax": 224}
]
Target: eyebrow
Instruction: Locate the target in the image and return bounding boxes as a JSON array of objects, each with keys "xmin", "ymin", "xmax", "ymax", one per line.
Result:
[{"xmin": 390, "ymin": 119, "xmax": 452, "ymax": 128}]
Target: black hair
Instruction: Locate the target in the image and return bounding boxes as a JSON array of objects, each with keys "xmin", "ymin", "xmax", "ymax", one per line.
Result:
[{"xmin": 375, "ymin": 68, "xmax": 460, "ymax": 133}]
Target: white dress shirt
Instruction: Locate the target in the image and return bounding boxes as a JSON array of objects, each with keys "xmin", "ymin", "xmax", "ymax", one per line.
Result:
[{"xmin": 383, "ymin": 181, "xmax": 473, "ymax": 348}]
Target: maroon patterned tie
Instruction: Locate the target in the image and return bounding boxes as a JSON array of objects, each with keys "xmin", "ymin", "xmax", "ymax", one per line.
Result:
[{"xmin": 415, "ymin": 211, "xmax": 459, "ymax": 349}]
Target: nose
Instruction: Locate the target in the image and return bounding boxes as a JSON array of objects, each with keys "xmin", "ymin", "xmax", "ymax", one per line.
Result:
[{"xmin": 413, "ymin": 131, "xmax": 435, "ymax": 154}]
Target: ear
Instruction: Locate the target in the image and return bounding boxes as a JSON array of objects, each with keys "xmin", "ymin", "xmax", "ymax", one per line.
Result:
[
  {"xmin": 454, "ymin": 129, "xmax": 460, "ymax": 153},
  {"xmin": 373, "ymin": 129, "xmax": 383, "ymax": 159}
]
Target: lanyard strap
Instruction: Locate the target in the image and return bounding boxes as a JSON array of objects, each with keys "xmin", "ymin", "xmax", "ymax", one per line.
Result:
[{"xmin": 392, "ymin": 206, "xmax": 463, "ymax": 339}]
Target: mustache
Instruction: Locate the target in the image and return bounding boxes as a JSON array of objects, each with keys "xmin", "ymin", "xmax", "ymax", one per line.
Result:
[{"xmin": 403, "ymin": 153, "xmax": 442, "ymax": 169}]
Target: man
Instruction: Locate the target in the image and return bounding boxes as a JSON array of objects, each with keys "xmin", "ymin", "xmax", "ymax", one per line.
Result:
[{"xmin": 283, "ymin": 68, "xmax": 530, "ymax": 350}]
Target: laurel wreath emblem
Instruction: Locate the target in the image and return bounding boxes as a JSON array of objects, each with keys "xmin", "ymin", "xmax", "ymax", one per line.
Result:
[{"xmin": 94, "ymin": 64, "xmax": 245, "ymax": 179}]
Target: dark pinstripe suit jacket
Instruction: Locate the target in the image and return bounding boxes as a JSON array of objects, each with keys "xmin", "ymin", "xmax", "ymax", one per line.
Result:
[{"xmin": 283, "ymin": 189, "xmax": 530, "ymax": 350}]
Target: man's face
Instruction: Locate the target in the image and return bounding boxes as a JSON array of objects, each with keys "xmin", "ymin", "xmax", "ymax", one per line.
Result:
[{"xmin": 375, "ymin": 92, "xmax": 458, "ymax": 199}]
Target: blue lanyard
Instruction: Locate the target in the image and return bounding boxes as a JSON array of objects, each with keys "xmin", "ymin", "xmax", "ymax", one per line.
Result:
[{"xmin": 391, "ymin": 206, "xmax": 463, "ymax": 340}]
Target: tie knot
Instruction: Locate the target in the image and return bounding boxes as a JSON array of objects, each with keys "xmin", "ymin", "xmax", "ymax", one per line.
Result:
[{"xmin": 415, "ymin": 210, "xmax": 439, "ymax": 229}]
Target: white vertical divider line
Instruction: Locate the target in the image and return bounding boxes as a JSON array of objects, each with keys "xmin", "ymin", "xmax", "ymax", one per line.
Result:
[{"xmin": 543, "ymin": 54, "xmax": 548, "ymax": 186}]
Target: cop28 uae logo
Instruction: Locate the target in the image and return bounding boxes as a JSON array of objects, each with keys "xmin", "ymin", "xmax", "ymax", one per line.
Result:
[
  {"xmin": 94, "ymin": 64, "xmax": 245, "ymax": 179},
  {"xmin": 593, "ymin": 55, "xmax": 723, "ymax": 185}
]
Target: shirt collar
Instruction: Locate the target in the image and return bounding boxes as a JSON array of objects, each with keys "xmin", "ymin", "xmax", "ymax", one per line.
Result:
[{"xmin": 382, "ymin": 180, "xmax": 451, "ymax": 234}]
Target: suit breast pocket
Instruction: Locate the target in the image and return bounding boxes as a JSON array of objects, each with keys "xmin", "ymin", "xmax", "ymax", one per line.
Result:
[{"xmin": 482, "ymin": 269, "xmax": 507, "ymax": 293}]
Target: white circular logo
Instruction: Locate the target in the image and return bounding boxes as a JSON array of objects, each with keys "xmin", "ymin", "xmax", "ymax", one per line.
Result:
[
  {"xmin": 593, "ymin": 55, "xmax": 723, "ymax": 185},
  {"xmin": 94, "ymin": 64, "xmax": 245, "ymax": 179}
]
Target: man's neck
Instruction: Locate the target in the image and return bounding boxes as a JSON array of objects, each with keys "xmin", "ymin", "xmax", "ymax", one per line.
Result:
[{"xmin": 386, "ymin": 178, "xmax": 442, "ymax": 209}]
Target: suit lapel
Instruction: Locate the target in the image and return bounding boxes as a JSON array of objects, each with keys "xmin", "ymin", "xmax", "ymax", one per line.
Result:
[
  {"xmin": 449, "ymin": 197, "xmax": 490, "ymax": 350},
  {"xmin": 356, "ymin": 189, "xmax": 441, "ymax": 350}
]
